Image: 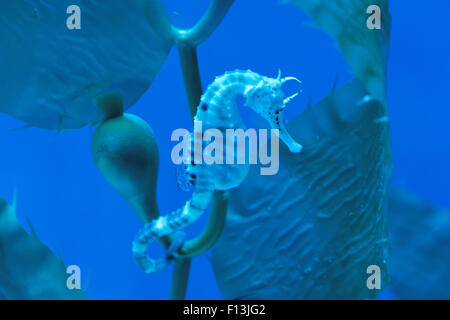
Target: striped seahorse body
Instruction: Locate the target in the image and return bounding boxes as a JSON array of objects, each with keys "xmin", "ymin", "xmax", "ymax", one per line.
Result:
[{"xmin": 133, "ymin": 69, "xmax": 303, "ymax": 273}]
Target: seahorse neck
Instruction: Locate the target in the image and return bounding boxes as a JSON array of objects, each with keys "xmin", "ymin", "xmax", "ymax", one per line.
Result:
[{"xmin": 200, "ymin": 70, "xmax": 262, "ymax": 107}]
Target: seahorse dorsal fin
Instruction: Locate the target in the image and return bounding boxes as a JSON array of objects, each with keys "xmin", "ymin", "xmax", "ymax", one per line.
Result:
[{"xmin": 94, "ymin": 92, "xmax": 124, "ymax": 120}]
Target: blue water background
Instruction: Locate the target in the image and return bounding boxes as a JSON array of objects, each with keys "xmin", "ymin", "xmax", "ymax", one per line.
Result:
[{"xmin": 0, "ymin": 0, "xmax": 448, "ymax": 299}]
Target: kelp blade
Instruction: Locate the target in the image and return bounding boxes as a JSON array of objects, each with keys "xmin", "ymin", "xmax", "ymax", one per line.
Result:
[
  {"xmin": 285, "ymin": 0, "xmax": 391, "ymax": 104},
  {"xmin": 211, "ymin": 80, "xmax": 392, "ymax": 299},
  {"xmin": 0, "ymin": 0, "xmax": 172, "ymax": 130},
  {"xmin": 387, "ymin": 187, "xmax": 450, "ymax": 299},
  {"xmin": 0, "ymin": 197, "xmax": 85, "ymax": 299}
]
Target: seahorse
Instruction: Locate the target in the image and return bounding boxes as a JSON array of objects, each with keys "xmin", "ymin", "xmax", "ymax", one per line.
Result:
[{"xmin": 132, "ymin": 69, "xmax": 303, "ymax": 273}]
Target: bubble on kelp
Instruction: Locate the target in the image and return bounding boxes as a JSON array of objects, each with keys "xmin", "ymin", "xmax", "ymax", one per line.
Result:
[
  {"xmin": 0, "ymin": 0, "xmax": 172, "ymax": 130},
  {"xmin": 211, "ymin": 80, "xmax": 392, "ymax": 299},
  {"xmin": 0, "ymin": 195, "xmax": 85, "ymax": 299}
]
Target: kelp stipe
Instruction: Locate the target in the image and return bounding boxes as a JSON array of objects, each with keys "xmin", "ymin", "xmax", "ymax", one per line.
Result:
[{"xmin": 91, "ymin": 0, "xmax": 238, "ymax": 298}]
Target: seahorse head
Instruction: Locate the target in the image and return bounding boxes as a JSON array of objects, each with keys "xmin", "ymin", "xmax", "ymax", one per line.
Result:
[
  {"xmin": 245, "ymin": 70, "xmax": 301, "ymax": 111},
  {"xmin": 244, "ymin": 70, "xmax": 303, "ymax": 153}
]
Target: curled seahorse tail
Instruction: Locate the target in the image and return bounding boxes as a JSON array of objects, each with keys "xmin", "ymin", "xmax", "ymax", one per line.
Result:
[
  {"xmin": 132, "ymin": 219, "xmax": 172, "ymax": 273},
  {"xmin": 132, "ymin": 186, "xmax": 214, "ymax": 273}
]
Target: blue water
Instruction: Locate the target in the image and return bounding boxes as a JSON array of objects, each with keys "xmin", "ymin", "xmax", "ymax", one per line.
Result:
[{"xmin": 0, "ymin": 0, "xmax": 449, "ymax": 299}]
